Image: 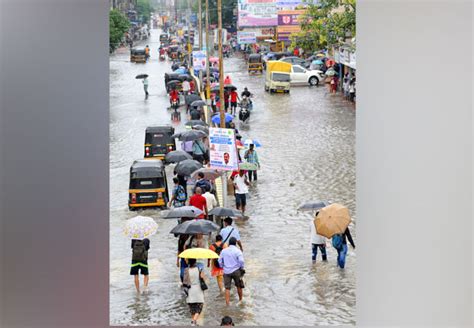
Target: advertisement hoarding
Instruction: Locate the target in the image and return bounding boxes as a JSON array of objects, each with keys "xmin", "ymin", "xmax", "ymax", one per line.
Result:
[
  {"xmin": 237, "ymin": 31, "xmax": 257, "ymax": 44},
  {"xmin": 238, "ymin": 0, "xmax": 278, "ymax": 27},
  {"xmin": 277, "ymin": 9, "xmax": 305, "ymax": 41},
  {"xmin": 209, "ymin": 128, "xmax": 239, "ymax": 171}
]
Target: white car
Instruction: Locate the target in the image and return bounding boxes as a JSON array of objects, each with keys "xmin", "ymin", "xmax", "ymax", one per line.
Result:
[{"xmin": 290, "ymin": 65, "xmax": 325, "ymax": 86}]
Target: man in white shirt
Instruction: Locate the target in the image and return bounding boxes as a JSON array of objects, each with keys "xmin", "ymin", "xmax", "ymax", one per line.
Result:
[
  {"xmin": 182, "ymin": 80, "xmax": 191, "ymax": 95},
  {"xmin": 233, "ymin": 170, "xmax": 250, "ymax": 215},
  {"xmin": 311, "ymin": 214, "xmax": 327, "ymax": 263},
  {"xmin": 203, "ymin": 189, "xmax": 217, "ymax": 221}
]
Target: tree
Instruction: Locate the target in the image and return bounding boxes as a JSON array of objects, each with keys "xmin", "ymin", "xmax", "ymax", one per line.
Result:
[
  {"xmin": 110, "ymin": 9, "xmax": 130, "ymax": 52},
  {"xmin": 292, "ymin": 0, "xmax": 355, "ymax": 53},
  {"xmin": 137, "ymin": 0, "xmax": 154, "ymax": 24},
  {"xmin": 191, "ymin": 0, "xmax": 236, "ymax": 27}
]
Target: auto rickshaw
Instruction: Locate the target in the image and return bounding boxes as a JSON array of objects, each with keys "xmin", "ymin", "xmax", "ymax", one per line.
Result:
[
  {"xmin": 144, "ymin": 126, "xmax": 176, "ymax": 159},
  {"xmin": 248, "ymin": 53, "xmax": 263, "ymax": 74},
  {"xmin": 128, "ymin": 159, "xmax": 169, "ymax": 210},
  {"xmin": 159, "ymin": 33, "xmax": 169, "ymax": 44},
  {"xmin": 130, "ymin": 47, "xmax": 147, "ymax": 63},
  {"xmin": 168, "ymin": 45, "xmax": 179, "ymax": 60}
]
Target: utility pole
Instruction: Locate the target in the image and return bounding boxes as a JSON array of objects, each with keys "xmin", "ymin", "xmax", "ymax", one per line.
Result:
[
  {"xmin": 198, "ymin": 0, "xmax": 203, "ymax": 50},
  {"xmin": 205, "ymin": 0, "xmax": 211, "ymax": 101},
  {"xmin": 187, "ymin": 0, "xmax": 192, "ymax": 68}
]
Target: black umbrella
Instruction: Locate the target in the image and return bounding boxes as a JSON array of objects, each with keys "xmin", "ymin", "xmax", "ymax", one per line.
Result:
[
  {"xmin": 165, "ymin": 150, "xmax": 193, "ymax": 164},
  {"xmin": 179, "ymin": 74, "xmax": 192, "ymax": 81},
  {"xmin": 185, "ymin": 94, "xmax": 201, "ymax": 105},
  {"xmin": 185, "ymin": 120, "xmax": 208, "ymax": 127},
  {"xmin": 172, "ymin": 129, "xmax": 207, "ymax": 142},
  {"xmin": 191, "ymin": 100, "xmax": 206, "ymax": 107},
  {"xmin": 225, "ymin": 84, "xmax": 237, "ymax": 91},
  {"xmin": 174, "ymin": 159, "xmax": 203, "ymax": 176},
  {"xmin": 191, "ymin": 125, "xmax": 209, "ymax": 134},
  {"xmin": 167, "ymin": 80, "xmax": 181, "ymax": 88},
  {"xmin": 208, "ymin": 207, "xmax": 244, "ymax": 218},
  {"xmin": 161, "ymin": 206, "xmax": 203, "ymax": 219},
  {"xmin": 298, "ymin": 200, "xmax": 331, "ymax": 211},
  {"xmin": 170, "ymin": 219, "xmax": 220, "ymax": 235},
  {"xmin": 135, "ymin": 74, "xmax": 149, "ymax": 79}
]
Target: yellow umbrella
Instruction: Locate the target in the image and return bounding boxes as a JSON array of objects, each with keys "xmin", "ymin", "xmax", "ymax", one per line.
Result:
[
  {"xmin": 314, "ymin": 203, "xmax": 351, "ymax": 238},
  {"xmin": 179, "ymin": 248, "xmax": 219, "ymax": 259}
]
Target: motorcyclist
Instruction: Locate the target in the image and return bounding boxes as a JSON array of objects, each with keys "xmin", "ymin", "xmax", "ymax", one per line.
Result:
[
  {"xmin": 239, "ymin": 96, "xmax": 250, "ymax": 123},
  {"xmin": 241, "ymin": 87, "xmax": 253, "ymax": 108},
  {"xmin": 169, "ymin": 88, "xmax": 179, "ymax": 106}
]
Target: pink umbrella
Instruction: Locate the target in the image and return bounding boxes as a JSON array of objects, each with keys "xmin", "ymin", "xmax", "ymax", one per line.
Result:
[{"xmin": 209, "ymin": 57, "xmax": 219, "ymax": 63}]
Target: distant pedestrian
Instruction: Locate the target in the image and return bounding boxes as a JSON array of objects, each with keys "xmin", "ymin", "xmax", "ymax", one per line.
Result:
[
  {"xmin": 223, "ymin": 91, "xmax": 230, "ymax": 112},
  {"xmin": 230, "ymin": 89, "xmax": 239, "ymax": 116},
  {"xmin": 142, "ymin": 77, "xmax": 149, "ymax": 98},
  {"xmin": 208, "ymin": 235, "xmax": 227, "ymax": 292},
  {"xmin": 311, "ymin": 212, "xmax": 327, "ymax": 263},
  {"xmin": 331, "ymin": 227, "xmax": 355, "ymax": 269},
  {"xmin": 183, "ymin": 258, "xmax": 207, "ymax": 326},
  {"xmin": 182, "ymin": 79, "xmax": 191, "ymax": 95},
  {"xmin": 224, "ymin": 75, "xmax": 232, "ymax": 84},
  {"xmin": 220, "ymin": 217, "xmax": 243, "ymax": 250},
  {"xmin": 145, "ymin": 45, "xmax": 150, "ymax": 59},
  {"xmin": 218, "ymin": 237, "xmax": 245, "ymax": 305},
  {"xmin": 203, "ymin": 189, "xmax": 217, "ymax": 221},
  {"xmin": 181, "ymin": 140, "xmax": 194, "ymax": 157},
  {"xmin": 220, "ymin": 316, "xmax": 235, "ymax": 326},
  {"xmin": 178, "ymin": 234, "xmax": 190, "ymax": 283},
  {"xmin": 130, "ymin": 238, "xmax": 150, "ymax": 293},
  {"xmin": 189, "ymin": 187, "xmax": 208, "ymax": 219},
  {"xmin": 244, "ymin": 144, "xmax": 259, "ymax": 182},
  {"xmin": 343, "ymin": 77, "xmax": 350, "ymax": 100},
  {"xmin": 192, "ymin": 139, "xmax": 207, "ymax": 164},
  {"xmin": 330, "ymin": 76, "xmax": 337, "ymax": 93},
  {"xmin": 233, "ymin": 170, "xmax": 250, "ymax": 215},
  {"xmin": 194, "ymin": 172, "xmax": 211, "ymax": 193},
  {"xmin": 169, "ymin": 177, "xmax": 187, "ymax": 208},
  {"xmin": 349, "ymin": 78, "xmax": 356, "ymax": 102}
]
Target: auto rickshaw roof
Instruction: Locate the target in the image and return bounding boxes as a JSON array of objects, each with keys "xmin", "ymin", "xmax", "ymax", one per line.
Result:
[
  {"xmin": 248, "ymin": 54, "xmax": 262, "ymax": 61},
  {"xmin": 146, "ymin": 126, "xmax": 174, "ymax": 134},
  {"xmin": 130, "ymin": 159, "xmax": 165, "ymax": 178}
]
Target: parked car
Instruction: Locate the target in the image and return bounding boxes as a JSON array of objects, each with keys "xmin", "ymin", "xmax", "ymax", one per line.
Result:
[
  {"xmin": 280, "ymin": 56, "xmax": 310, "ymax": 69},
  {"xmin": 289, "ymin": 65, "xmax": 324, "ymax": 86}
]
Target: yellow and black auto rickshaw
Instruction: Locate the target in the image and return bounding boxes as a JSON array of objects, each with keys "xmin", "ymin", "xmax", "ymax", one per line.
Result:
[
  {"xmin": 128, "ymin": 159, "xmax": 169, "ymax": 210},
  {"xmin": 248, "ymin": 54, "xmax": 263, "ymax": 74},
  {"xmin": 130, "ymin": 47, "xmax": 147, "ymax": 63},
  {"xmin": 144, "ymin": 126, "xmax": 176, "ymax": 160}
]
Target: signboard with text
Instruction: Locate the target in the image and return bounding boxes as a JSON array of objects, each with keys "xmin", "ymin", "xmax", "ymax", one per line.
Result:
[
  {"xmin": 238, "ymin": 0, "xmax": 278, "ymax": 27},
  {"xmin": 277, "ymin": 9, "xmax": 305, "ymax": 40},
  {"xmin": 192, "ymin": 51, "xmax": 207, "ymax": 70},
  {"xmin": 237, "ymin": 31, "xmax": 257, "ymax": 44},
  {"xmin": 209, "ymin": 128, "xmax": 239, "ymax": 171}
]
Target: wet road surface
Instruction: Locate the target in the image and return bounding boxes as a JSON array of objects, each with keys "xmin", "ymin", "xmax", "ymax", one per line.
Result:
[{"xmin": 110, "ymin": 29, "xmax": 356, "ymax": 326}]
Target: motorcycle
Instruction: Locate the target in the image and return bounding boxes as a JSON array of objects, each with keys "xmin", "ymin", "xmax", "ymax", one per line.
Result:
[
  {"xmin": 159, "ymin": 53, "xmax": 166, "ymax": 61},
  {"xmin": 170, "ymin": 98, "xmax": 181, "ymax": 121},
  {"xmin": 238, "ymin": 103, "xmax": 250, "ymax": 123}
]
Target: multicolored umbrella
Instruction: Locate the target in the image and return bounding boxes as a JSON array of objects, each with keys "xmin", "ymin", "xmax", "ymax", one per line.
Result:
[{"xmin": 124, "ymin": 216, "xmax": 158, "ymax": 240}]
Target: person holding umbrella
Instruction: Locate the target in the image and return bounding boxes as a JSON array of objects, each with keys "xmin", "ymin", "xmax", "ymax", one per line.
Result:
[
  {"xmin": 168, "ymin": 177, "xmax": 187, "ymax": 208},
  {"xmin": 311, "ymin": 211, "xmax": 327, "ymax": 263},
  {"xmin": 183, "ymin": 258, "xmax": 207, "ymax": 326},
  {"xmin": 143, "ymin": 76, "xmax": 149, "ymax": 98},
  {"xmin": 332, "ymin": 227, "xmax": 355, "ymax": 269}
]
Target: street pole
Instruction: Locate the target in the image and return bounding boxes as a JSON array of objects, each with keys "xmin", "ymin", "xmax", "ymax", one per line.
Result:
[
  {"xmin": 217, "ymin": 0, "xmax": 228, "ymax": 207},
  {"xmin": 205, "ymin": 0, "xmax": 211, "ymax": 102},
  {"xmin": 198, "ymin": 0, "xmax": 203, "ymax": 50},
  {"xmin": 187, "ymin": 0, "xmax": 192, "ymax": 69}
]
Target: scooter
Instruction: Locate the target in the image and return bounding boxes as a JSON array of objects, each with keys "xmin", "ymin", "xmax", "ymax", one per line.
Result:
[
  {"xmin": 239, "ymin": 105, "xmax": 250, "ymax": 123},
  {"xmin": 170, "ymin": 99, "xmax": 181, "ymax": 121},
  {"xmin": 159, "ymin": 53, "xmax": 166, "ymax": 61}
]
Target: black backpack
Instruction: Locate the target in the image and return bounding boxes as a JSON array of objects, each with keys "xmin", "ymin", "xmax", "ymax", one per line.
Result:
[
  {"xmin": 132, "ymin": 240, "xmax": 148, "ymax": 262},
  {"xmin": 212, "ymin": 243, "xmax": 224, "ymax": 268}
]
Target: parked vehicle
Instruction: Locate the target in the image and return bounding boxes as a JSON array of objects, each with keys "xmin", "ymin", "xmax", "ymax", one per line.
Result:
[
  {"xmin": 248, "ymin": 54, "xmax": 263, "ymax": 74},
  {"xmin": 279, "ymin": 56, "xmax": 310, "ymax": 69},
  {"xmin": 265, "ymin": 61, "xmax": 292, "ymax": 94},
  {"xmin": 290, "ymin": 65, "xmax": 325, "ymax": 86}
]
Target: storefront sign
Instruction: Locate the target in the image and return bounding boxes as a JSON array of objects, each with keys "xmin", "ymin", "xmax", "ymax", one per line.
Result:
[
  {"xmin": 238, "ymin": 0, "xmax": 278, "ymax": 27},
  {"xmin": 237, "ymin": 31, "xmax": 257, "ymax": 44},
  {"xmin": 209, "ymin": 128, "xmax": 239, "ymax": 171},
  {"xmin": 276, "ymin": 10, "xmax": 304, "ymax": 40}
]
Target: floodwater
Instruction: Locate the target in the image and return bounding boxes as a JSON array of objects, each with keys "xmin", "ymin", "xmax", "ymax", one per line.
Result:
[{"xmin": 110, "ymin": 29, "xmax": 356, "ymax": 326}]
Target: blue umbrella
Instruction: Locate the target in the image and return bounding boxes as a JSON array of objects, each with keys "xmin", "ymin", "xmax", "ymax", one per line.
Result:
[
  {"xmin": 211, "ymin": 113, "xmax": 233, "ymax": 125},
  {"xmin": 174, "ymin": 67, "xmax": 188, "ymax": 74},
  {"xmin": 244, "ymin": 139, "xmax": 262, "ymax": 148},
  {"xmin": 314, "ymin": 59, "xmax": 323, "ymax": 65}
]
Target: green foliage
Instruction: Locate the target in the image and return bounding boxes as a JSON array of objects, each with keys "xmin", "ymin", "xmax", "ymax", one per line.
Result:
[
  {"xmin": 110, "ymin": 9, "xmax": 130, "ymax": 52},
  {"xmin": 137, "ymin": 0, "xmax": 154, "ymax": 24},
  {"xmin": 191, "ymin": 0, "xmax": 236, "ymax": 26},
  {"xmin": 292, "ymin": 0, "xmax": 355, "ymax": 53}
]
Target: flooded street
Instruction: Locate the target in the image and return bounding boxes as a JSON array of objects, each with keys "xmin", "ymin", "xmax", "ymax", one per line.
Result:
[{"xmin": 110, "ymin": 30, "xmax": 355, "ymax": 326}]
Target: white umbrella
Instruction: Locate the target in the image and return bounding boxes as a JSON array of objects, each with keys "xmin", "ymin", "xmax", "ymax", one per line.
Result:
[{"xmin": 124, "ymin": 216, "xmax": 158, "ymax": 240}]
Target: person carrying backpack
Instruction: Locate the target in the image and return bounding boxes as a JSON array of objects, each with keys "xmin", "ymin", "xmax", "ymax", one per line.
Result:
[
  {"xmin": 208, "ymin": 235, "xmax": 228, "ymax": 292},
  {"xmin": 331, "ymin": 227, "xmax": 355, "ymax": 269},
  {"xmin": 130, "ymin": 238, "xmax": 150, "ymax": 293},
  {"xmin": 169, "ymin": 177, "xmax": 187, "ymax": 208}
]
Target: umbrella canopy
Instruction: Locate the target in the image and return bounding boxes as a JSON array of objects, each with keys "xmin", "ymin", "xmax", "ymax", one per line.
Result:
[
  {"xmin": 123, "ymin": 215, "xmax": 158, "ymax": 239},
  {"xmin": 208, "ymin": 207, "xmax": 243, "ymax": 218},
  {"xmin": 161, "ymin": 206, "xmax": 204, "ymax": 219},
  {"xmin": 175, "ymin": 159, "xmax": 203, "ymax": 176},
  {"xmin": 178, "ymin": 74, "xmax": 192, "ymax": 81},
  {"xmin": 172, "ymin": 129, "xmax": 207, "ymax": 142},
  {"xmin": 210, "ymin": 84, "xmax": 237, "ymax": 93},
  {"xmin": 170, "ymin": 219, "xmax": 220, "ymax": 235},
  {"xmin": 325, "ymin": 70, "xmax": 337, "ymax": 76},
  {"xmin": 185, "ymin": 94, "xmax": 202, "ymax": 105},
  {"xmin": 167, "ymin": 80, "xmax": 181, "ymax": 87},
  {"xmin": 191, "ymin": 168, "xmax": 222, "ymax": 180},
  {"xmin": 191, "ymin": 100, "xmax": 207, "ymax": 107},
  {"xmin": 185, "ymin": 120, "xmax": 208, "ymax": 127},
  {"xmin": 298, "ymin": 200, "xmax": 331, "ymax": 211},
  {"xmin": 209, "ymin": 57, "xmax": 219, "ymax": 63},
  {"xmin": 191, "ymin": 125, "xmax": 209, "ymax": 134},
  {"xmin": 244, "ymin": 139, "xmax": 262, "ymax": 148},
  {"xmin": 174, "ymin": 68, "xmax": 188, "ymax": 74},
  {"xmin": 314, "ymin": 59, "xmax": 323, "ymax": 65},
  {"xmin": 212, "ymin": 113, "xmax": 233, "ymax": 125},
  {"xmin": 165, "ymin": 150, "xmax": 193, "ymax": 164},
  {"xmin": 179, "ymin": 248, "xmax": 219, "ymax": 259},
  {"xmin": 239, "ymin": 162, "xmax": 258, "ymax": 171},
  {"xmin": 135, "ymin": 74, "xmax": 149, "ymax": 79},
  {"xmin": 314, "ymin": 203, "xmax": 351, "ymax": 238}
]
